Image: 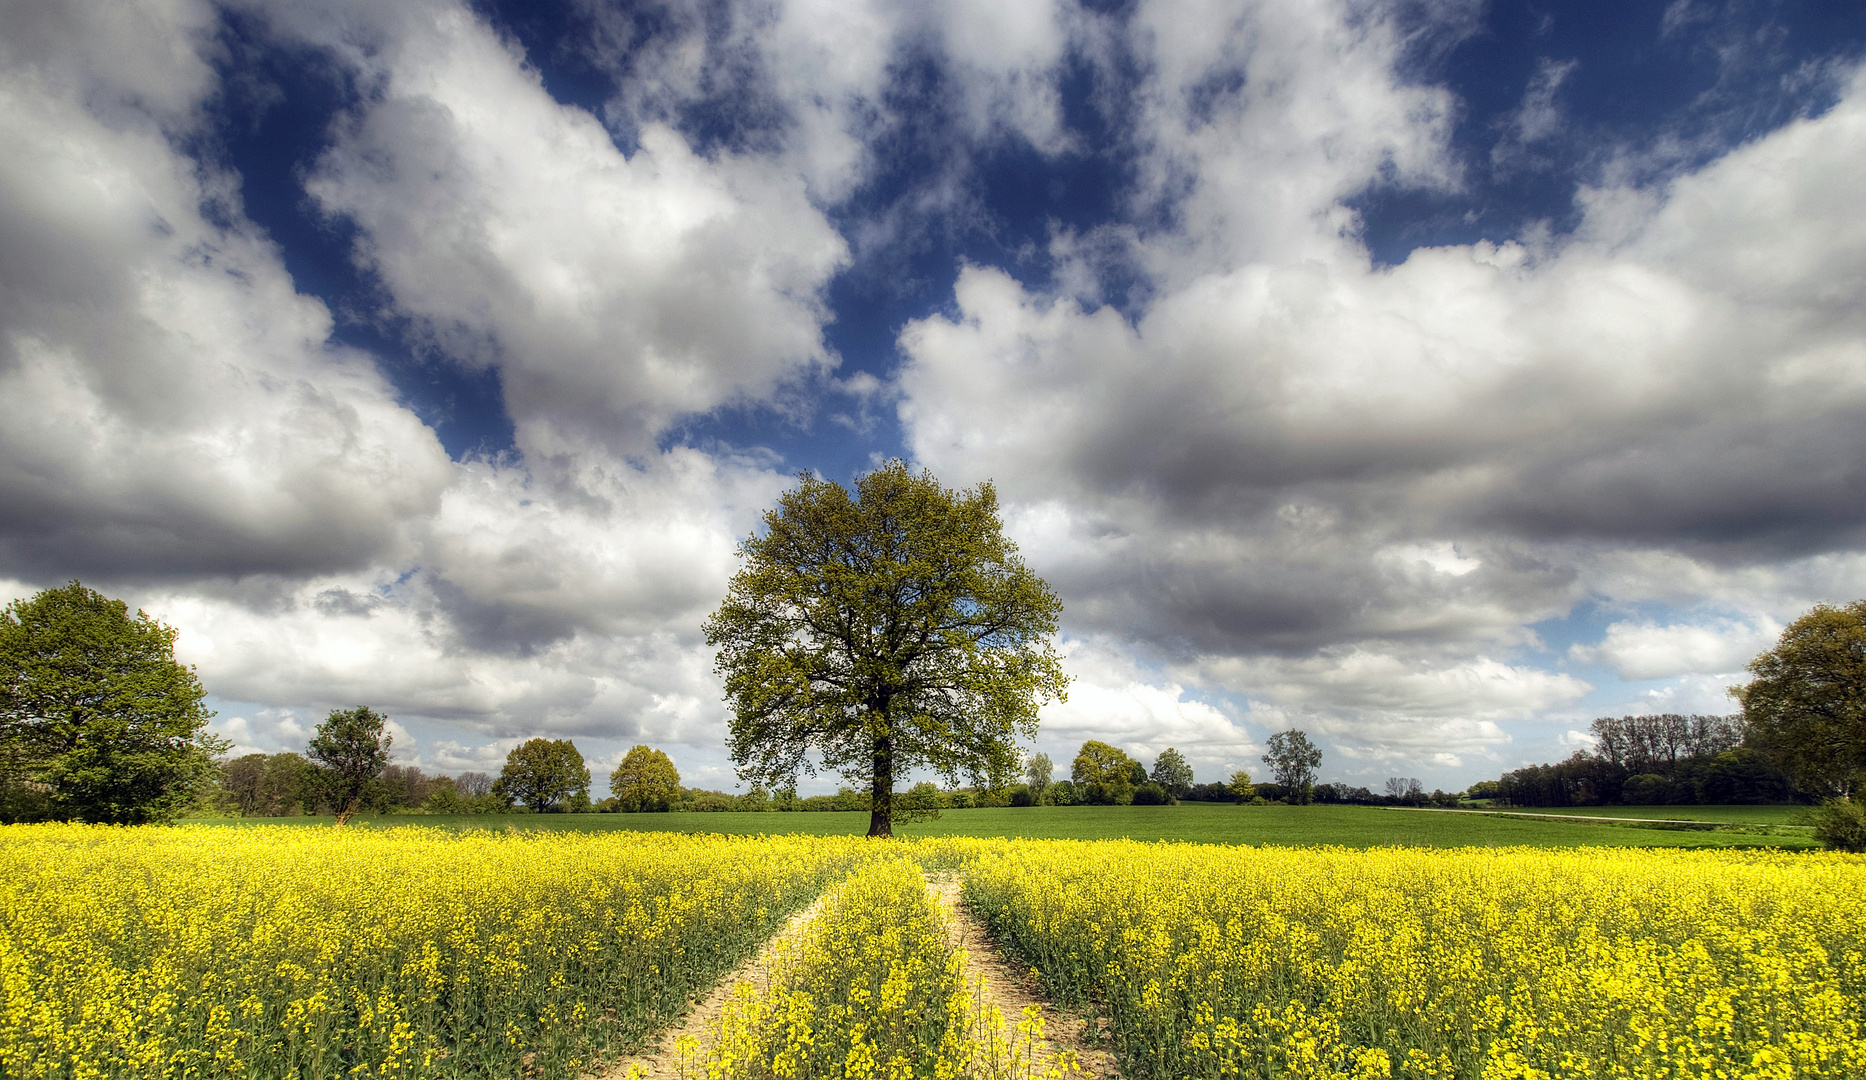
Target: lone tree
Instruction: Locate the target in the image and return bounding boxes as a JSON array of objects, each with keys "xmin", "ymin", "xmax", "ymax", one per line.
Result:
[
  {"xmin": 308, "ymin": 707, "xmax": 392, "ymax": 827},
  {"xmin": 705, "ymin": 462, "xmax": 1068, "ymax": 837},
  {"xmin": 1071, "ymin": 739, "xmax": 1137, "ymax": 805},
  {"xmin": 610, "ymin": 745, "xmax": 681, "ymax": 811},
  {"xmin": 495, "ymin": 737, "xmax": 590, "ymax": 812},
  {"xmin": 1150, "ymin": 747, "xmax": 1194, "ymax": 797},
  {"xmin": 1263, "ymin": 729, "xmax": 1323, "ymax": 804},
  {"xmin": 1735, "ymin": 600, "xmax": 1866, "ymax": 797},
  {"xmin": 0, "ymin": 582, "xmax": 225, "ymax": 824}
]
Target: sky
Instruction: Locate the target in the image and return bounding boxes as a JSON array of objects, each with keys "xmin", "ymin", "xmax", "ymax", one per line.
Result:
[{"xmin": 4, "ymin": 0, "xmax": 1866, "ymax": 798}]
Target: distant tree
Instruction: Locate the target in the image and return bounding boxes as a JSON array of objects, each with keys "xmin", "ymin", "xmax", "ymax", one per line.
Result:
[
  {"xmin": 1131, "ymin": 782, "xmax": 1172, "ymax": 805},
  {"xmin": 221, "ymin": 753, "xmax": 270, "ymax": 816},
  {"xmin": 610, "ymin": 745, "xmax": 681, "ymax": 812},
  {"xmin": 0, "ymin": 582, "xmax": 226, "ymax": 824},
  {"xmin": 705, "ymin": 462, "xmax": 1068, "ymax": 837},
  {"xmin": 1384, "ymin": 777, "xmax": 1425, "ymax": 804},
  {"xmin": 1262, "ymin": 730, "xmax": 1323, "ymax": 805},
  {"xmin": 308, "ymin": 707, "xmax": 393, "ymax": 827},
  {"xmin": 456, "ymin": 771, "xmax": 494, "ymax": 798},
  {"xmin": 1150, "ymin": 748, "xmax": 1194, "ymax": 797},
  {"xmin": 1227, "ymin": 770, "xmax": 1256, "ymax": 803},
  {"xmin": 1735, "ymin": 600, "xmax": 1866, "ymax": 797},
  {"xmin": 1071, "ymin": 740, "xmax": 1137, "ymax": 804},
  {"xmin": 258, "ymin": 752, "xmax": 317, "ymax": 815},
  {"xmin": 495, "ymin": 738, "xmax": 590, "ymax": 813},
  {"xmin": 1025, "ymin": 751, "xmax": 1053, "ymax": 799},
  {"xmin": 1465, "ymin": 780, "xmax": 1502, "ymax": 801}
]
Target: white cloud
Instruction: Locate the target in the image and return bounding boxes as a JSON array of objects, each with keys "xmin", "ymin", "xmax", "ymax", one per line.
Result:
[{"xmin": 1570, "ymin": 616, "xmax": 1779, "ymax": 681}]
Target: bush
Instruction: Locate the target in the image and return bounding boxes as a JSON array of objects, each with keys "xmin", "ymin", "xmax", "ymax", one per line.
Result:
[
  {"xmin": 1809, "ymin": 798, "xmax": 1866, "ymax": 852},
  {"xmin": 1249, "ymin": 795, "xmax": 1269, "ymax": 806},
  {"xmin": 1620, "ymin": 773, "xmax": 1673, "ymax": 805},
  {"xmin": 1009, "ymin": 784, "xmax": 1034, "ymax": 807},
  {"xmin": 1049, "ymin": 780, "xmax": 1079, "ymax": 806},
  {"xmin": 1131, "ymin": 782, "xmax": 1172, "ymax": 805}
]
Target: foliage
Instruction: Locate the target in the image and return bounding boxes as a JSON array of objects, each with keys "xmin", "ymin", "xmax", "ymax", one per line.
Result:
[
  {"xmin": 307, "ymin": 707, "xmax": 393, "ymax": 826},
  {"xmin": 1226, "ymin": 771, "xmax": 1255, "ymax": 803},
  {"xmin": 1024, "ymin": 751, "xmax": 1053, "ymax": 798},
  {"xmin": 495, "ymin": 738, "xmax": 591, "ymax": 813},
  {"xmin": 705, "ymin": 461, "xmax": 1068, "ymax": 837},
  {"xmin": 0, "ymin": 826, "xmax": 865, "ymax": 1080},
  {"xmin": 1262, "ymin": 729, "xmax": 1322, "ymax": 804},
  {"xmin": 1148, "ymin": 748, "xmax": 1193, "ymax": 796},
  {"xmin": 610, "ymin": 745, "xmax": 681, "ymax": 812},
  {"xmin": 1070, "ymin": 740, "xmax": 1136, "ymax": 804},
  {"xmin": 0, "ymin": 582, "xmax": 223, "ymax": 824},
  {"xmin": 1808, "ymin": 797, "xmax": 1866, "ymax": 852},
  {"xmin": 1130, "ymin": 782, "xmax": 1172, "ymax": 805},
  {"xmin": 1588, "ymin": 713, "xmax": 1745, "ymax": 773},
  {"xmin": 1737, "ymin": 600, "xmax": 1866, "ymax": 796},
  {"xmin": 963, "ymin": 839, "xmax": 1866, "ymax": 1079}
]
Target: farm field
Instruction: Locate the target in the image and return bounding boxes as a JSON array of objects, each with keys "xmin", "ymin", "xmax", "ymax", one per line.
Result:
[
  {"xmin": 1463, "ymin": 803, "xmax": 1808, "ymax": 825},
  {"xmin": 7, "ymin": 824, "xmax": 1862, "ymax": 1080},
  {"xmin": 209, "ymin": 801, "xmax": 1820, "ymax": 849}
]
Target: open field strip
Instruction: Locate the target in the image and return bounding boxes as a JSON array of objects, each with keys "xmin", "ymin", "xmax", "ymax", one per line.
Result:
[
  {"xmin": 8, "ymin": 826, "xmax": 1866, "ymax": 1079},
  {"xmin": 962, "ymin": 840, "xmax": 1866, "ymax": 1079},
  {"xmin": 0, "ymin": 825, "xmax": 866, "ymax": 1080}
]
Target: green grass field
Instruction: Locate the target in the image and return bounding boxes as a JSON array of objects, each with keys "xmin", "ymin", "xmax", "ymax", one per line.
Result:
[
  {"xmin": 203, "ymin": 801, "xmax": 1820, "ymax": 849},
  {"xmin": 1467, "ymin": 804, "xmax": 1808, "ymax": 825}
]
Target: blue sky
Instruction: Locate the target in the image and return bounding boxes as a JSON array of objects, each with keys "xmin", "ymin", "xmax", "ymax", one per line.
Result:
[{"xmin": 4, "ymin": 0, "xmax": 1865, "ymax": 796}]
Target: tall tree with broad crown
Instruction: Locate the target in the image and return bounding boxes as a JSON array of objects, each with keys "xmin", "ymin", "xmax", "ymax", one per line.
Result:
[
  {"xmin": 610, "ymin": 745, "xmax": 681, "ymax": 811},
  {"xmin": 705, "ymin": 462, "xmax": 1068, "ymax": 837},
  {"xmin": 1734, "ymin": 600, "xmax": 1866, "ymax": 797},
  {"xmin": 1150, "ymin": 747, "xmax": 1194, "ymax": 796},
  {"xmin": 0, "ymin": 582, "xmax": 225, "ymax": 824},
  {"xmin": 494, "ymin": 738, "xmax": 590, "ymax": 813},
  {"xmin": 1263, "ymin": 729, "xmax": 1323, "ymax": 804},
  {"xmin": 308, "ymin": 706, "xmax": 392, "ymax": 827}
]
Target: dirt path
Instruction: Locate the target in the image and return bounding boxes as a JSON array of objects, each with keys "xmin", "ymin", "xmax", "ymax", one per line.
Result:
[
  {"xmin": 589, "ymin": 893, "xmax": 827, "ymax": 1080},
  {"xmin": 928, "ymin": 878, "xmax": 1120, "ymax": 1080}
]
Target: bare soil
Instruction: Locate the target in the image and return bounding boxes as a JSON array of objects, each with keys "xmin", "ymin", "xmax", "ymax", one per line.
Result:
[
  {"xmin": 588, "ymin": 893, "xmax": 827, "ymax": 1080},
  {"xmin": 929, "ymin": 878, "xmax": 1121, "ymax": 1079}
]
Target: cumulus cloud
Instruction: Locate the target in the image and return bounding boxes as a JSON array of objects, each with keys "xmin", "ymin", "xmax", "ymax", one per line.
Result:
[
  {"xmin": 0, "ymin": 0, "xmax": 453, "ymax": 581},
  {"xmin": 897, "ymin": 17, "xmax": 1866, "ymax": 759},
  {"xmin": 1569, "ymin": 616, "xmax": 1780, "ymax": 681}
]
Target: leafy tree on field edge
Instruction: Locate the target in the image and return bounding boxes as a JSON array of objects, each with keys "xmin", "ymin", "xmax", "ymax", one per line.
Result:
[
  {"xmin": 308, "ymin": 707, "xmax": 393, "ymax": 827},
  {"xmin": 1263, "ymin": 729, "xmax": 1323, "ymax": 805},
  {"xmin": 496, "ymin": 738, "xmax": 590, "ymax": 813},
  {"xmin": 1072, "ymin": 740, "xmax": 1137, "ymax": 805},
  {"xmin": 706, "ymin": 461, "xmax": 1068, "ymax": 837},
  {"xmin": 611, "ymin": 745, "xmax": 681, "ymax": 812},
  {"xmin": 1, "ymin": 582, "xmax": 226, "ymax": 824}
]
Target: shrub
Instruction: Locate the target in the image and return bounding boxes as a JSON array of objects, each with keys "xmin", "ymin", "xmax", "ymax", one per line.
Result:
[
  {"xmin": 1132, "ymin": 782, "xmax": 1172, "ymax": 805},
  {"xmin": 1621, "ymin": 773, "xmax": 1673, "ymax": 805},
  {"xmin": 1809, "ymin": 798, "xmax": 1866, "ymax": 852},
  {"xmin": 1009, "ymin": 784, "xmax": 1034, "ymax": 807}
]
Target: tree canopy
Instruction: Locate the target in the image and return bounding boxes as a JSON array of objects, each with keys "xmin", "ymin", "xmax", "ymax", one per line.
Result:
[
  {"xmin": 705, "ymin": 461, "xmax": 1068, "ymax": 837},
  {"xmin": 1263, "ymin": 729, "xmax": 1322, "ymax": 804},
  {"xmin": 1150, "ymin": 747, "xmax": 1194, "ymax": 796},
  {"xmin": 0, "ymin": 582, "xmax": 224, "ymax": 824},
  {"xmin": 1735, "ymin": 600, "xmax": 1866, "ymax": 797},
  {"xmin": 1071, "ymin": 740, "xmax": 1137, "ymax": 805},
  {"xmin": 495, "ymin": 738, "xmax": 590, "ymax": 813},
  {"xmin": 308, "ymin": 707, "xmax": 393, "ymax": 827},
  {"xmin": 610, "ymin": 745, "xmax": 681, "ymax": 811}
]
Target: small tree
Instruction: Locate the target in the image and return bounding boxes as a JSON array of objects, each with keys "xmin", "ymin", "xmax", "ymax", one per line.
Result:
[
  {"xmin": 495, "ymin": 738, "xmax": 590, "ymax": 812},
  {"xmin": 1071, "ymin": 740, "xmax": 1137, "ymax": 804},
  {"xmin": 0, "ymin": 582, "xmax": 225, "ymax": 824},
  {"xmin": 610, "ymin": 745, "xmax": 681, "ymax": 811},
  {"xmin": 1808, "ymin": 798, "xmax": 1866, "ymax": 852},
  {"xmin": 308, "ymin": 707, "xmax": 393, "ymax": 827},
  {"xmin": 1151, "ymin": 748, "xmax": 1194, "ymax": 797},
  {"xmin": 1227, "ymin": 770, "xmax": 1256, "ymax": 803},
  {"xmin": 705, "ymin": 462, "xmax": 1068, "ymax": 838},
  {"xmin": 1263, "ymin": 729, "xmax": 1322, "ymax": 805},
  {"xmin": 1025, "ymin": 751, "xmax": 1053, "ymax": 800},
  {"xmin": 1734, "ymin": 600, "xmax": 1866, "ymax": 797}
]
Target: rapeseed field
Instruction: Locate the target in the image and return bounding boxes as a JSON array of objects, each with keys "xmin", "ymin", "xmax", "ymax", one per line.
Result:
[{"xmin": 3, "ymin": 825, "xmax": 1862, "ymax": 1079}]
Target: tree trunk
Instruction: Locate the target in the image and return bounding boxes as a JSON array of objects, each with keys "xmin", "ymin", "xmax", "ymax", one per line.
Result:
[{"xmin": 868, "ymin": 734, "xmax": 893, "ymax": 838}]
